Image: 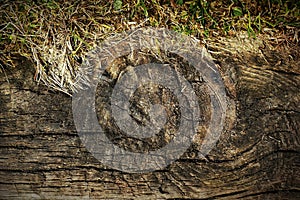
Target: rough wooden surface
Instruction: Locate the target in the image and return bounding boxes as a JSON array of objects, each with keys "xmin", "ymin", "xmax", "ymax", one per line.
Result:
[{"xmin": 0, "ymin": 47, "xmax": 299, "ymax": 199}]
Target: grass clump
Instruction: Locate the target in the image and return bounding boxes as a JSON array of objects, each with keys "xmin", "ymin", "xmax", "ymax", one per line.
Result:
[{"xmin": 0, "ymin": 0, "xmax": 299, "ymax": 95}]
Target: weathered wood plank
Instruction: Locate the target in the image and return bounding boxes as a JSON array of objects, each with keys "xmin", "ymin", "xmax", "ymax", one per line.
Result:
[{"xmin": 0, "ymin": 47, "xmax": 299, "ymax": 199}]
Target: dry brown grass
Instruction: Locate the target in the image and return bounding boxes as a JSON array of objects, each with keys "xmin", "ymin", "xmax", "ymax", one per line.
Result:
[{"xmin": 0, "ymin": 0, "xmax": 299, "ymax": 95}]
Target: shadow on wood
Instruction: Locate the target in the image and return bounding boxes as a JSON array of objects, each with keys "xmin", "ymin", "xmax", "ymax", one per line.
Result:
[{"xmin": 0, "ymin": 47, "xmax": 299, "ymax": 199}]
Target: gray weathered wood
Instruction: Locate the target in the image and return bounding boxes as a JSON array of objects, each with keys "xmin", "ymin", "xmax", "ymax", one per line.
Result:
[{"xmin": 0, "ymin": 47, "xmax": 299, "ymax": 199}]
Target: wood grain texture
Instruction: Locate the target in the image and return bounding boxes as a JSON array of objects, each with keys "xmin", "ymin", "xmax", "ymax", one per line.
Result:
[{"xmin": 0, "ymin": 47, "xmax": 299, "ymax": 199}]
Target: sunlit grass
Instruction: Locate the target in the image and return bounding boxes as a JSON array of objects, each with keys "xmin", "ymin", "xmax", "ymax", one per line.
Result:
[{"xmin": 0, "ymin": 0, "xmax": 298, "ymax": 94}]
